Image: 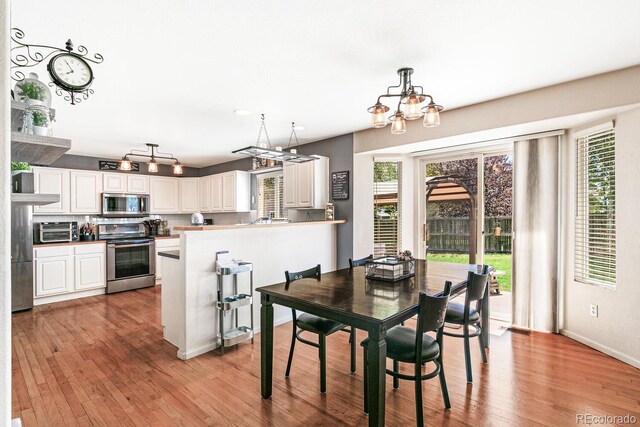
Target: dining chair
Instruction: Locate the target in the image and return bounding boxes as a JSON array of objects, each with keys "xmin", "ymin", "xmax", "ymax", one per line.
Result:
[
  {"xmin": 361, "ymin": 282, "xmax": 453, "ymax": 426},
  {"xmin": 348, "ymin": 254, "xmax": 373, "ymax": 268},
  {"xmin": 442, "ymin": 267, "xmax": 490, "ymax": 383},
  {"xmin": 284, "ymin": 264, "xmax": 356, "ymax": 393}
]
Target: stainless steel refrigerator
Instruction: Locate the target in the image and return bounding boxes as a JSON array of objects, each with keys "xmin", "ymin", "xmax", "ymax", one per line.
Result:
[{"xmin": 11, "ymin": 203, "xmax": 33, "ymax": 312}]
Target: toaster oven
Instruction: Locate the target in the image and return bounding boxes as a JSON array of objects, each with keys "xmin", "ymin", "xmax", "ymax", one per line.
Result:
[{"xmin": 34, "ymin": 222, "xmax": 79, "ymax": 244}]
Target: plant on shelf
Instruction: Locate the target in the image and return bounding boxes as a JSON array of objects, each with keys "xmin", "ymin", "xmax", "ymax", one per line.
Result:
[
  {"xmin": 31, "ymin": 110, "xmax": 49, "ymax": 127},
  {"xmin": 11, "ymin": 161, "xmax": 30, "ymax": 171},
  {"xmin": 15, "ymin": 81, "xmax": 47, "ymax": 102}
]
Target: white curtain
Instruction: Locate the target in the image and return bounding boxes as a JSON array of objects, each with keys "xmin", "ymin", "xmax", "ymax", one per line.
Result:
[{"xmin": 512, "ymin": 136, "xmax": 559, "ymax": 332}]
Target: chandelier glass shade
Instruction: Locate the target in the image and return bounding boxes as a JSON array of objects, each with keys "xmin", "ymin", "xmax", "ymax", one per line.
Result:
[
  {"xmin": 117, "ymin": 143, "xmax": 184, "ymax": 175},
  {"xmin": 367, "ymin": 67, "xmax": 443, "ymax": 134}
]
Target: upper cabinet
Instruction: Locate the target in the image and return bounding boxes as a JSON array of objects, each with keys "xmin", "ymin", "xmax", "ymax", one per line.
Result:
[
  {"xmin": 149, "ymin": 177, "xmax": 180, "ymax": 214},
  {"xmin": 210, "ymin": 174, "xmax": 223, "ymax": 212},
  {"xmin": 199, "ymin": 176, "xmax": 212, "ymax": 212},
  {"xmin": 283, "ymin": 156, "xmax": 329, "ymax": 209},
  {"xmin": 33, "ymin": 167, "xmax": 70, "ymax": 214},
  {"xmin": 180, "ymin": 178, "xmax": 199, "ymax": 213},
  {"xmin": 222, "ymin": 171, "xmax": 250, "ymax": 212},
  {"xmin": 127, "ymin": 175, "xmax": 149, "ymax": 194},
  {"xmin": 103, "ymin": 173, "xmax": 149, "ymax": 194},
  {"xmin": 103, "ymin": 173, "xmax": 127, "ymax": 193},
  {"xmin": 70, "ymin": 171, "xmax": 102, "ymax": 214}
]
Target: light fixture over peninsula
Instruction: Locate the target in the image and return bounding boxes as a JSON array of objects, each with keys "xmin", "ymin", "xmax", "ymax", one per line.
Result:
[
  {"xmin": 367, "ymin": 67, "xmax": 443, "ymax": 134},
  {"xmin": 117, "ymin": 143, "xmax": 184, "ymax": 175}
]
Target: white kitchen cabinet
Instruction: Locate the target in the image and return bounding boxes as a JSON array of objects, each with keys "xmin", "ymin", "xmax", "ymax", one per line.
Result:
[
  {"xmin": 150, "ymin": 177, "xmax": 180, "ymax": 213},
  {"xmin": 70, "ymin": 171, "xmax": 102, "ymax": 214},
  {"xmin": 34, "ymin": 246, "xmax": 74, "ymax": 297},
  {"xmin": 180, "ymin": 178, "xmax": 200, "ymax": 213},
  {"xmin": 103, "ymin": 173, "xmax": 127, "ymax": 193},
  {"xmin": 74, "ymin": 244, "xmax": 106, "ymax": 291},
  {"xmin": 222, "ymin": 171, "xmax": 250, "ymax": 212},
  {"xmin": 199, "ymin": 176, "xmax": 212, "ymax": 212},
  {"xmin": 33, "ymin": 167, "xmax": 70, "ymax": 214},
  {"xmin": 282, "ymin": 156, "xmax": 329, "ymax": 209},
  {"xmin": 127, "ymin": 175, "xmax": 150, "ymax": 194},
  {"xmin": 210, "ymin": 174, "xmax": 223, "ymax": 212}
]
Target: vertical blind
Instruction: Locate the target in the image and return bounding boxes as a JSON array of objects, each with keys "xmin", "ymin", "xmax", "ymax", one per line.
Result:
[
  {"xmin": 575, "ymin": 128, "xmax": 616, "ymax": 286},
  {"xmin": 258, "ymin": 173, "xmax": 285, "ymax": 219},
  {"xmin": 373, "ymin": 162, "xmax": 402, "ymax": 257}
]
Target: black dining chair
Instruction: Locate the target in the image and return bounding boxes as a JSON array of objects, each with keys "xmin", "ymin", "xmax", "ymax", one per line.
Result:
[
  {"xmin": 442, "ymin": 267, "xmax": 490, "ymax": 383},
  {"xmin": 361, "ymin": 282, "xmax": 453, "ymax": 426},
  {"xmin": 284, "ymin": 264, "xmax": 356, "ymax": 393},
  {"xmin": 349, "ymin": 254, "xmax": 373, "ymax": 268}
]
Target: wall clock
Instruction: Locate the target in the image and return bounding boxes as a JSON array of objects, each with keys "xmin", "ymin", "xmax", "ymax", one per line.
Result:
[
  {"xmin": 48, "ymin": 53, "xmax": 94, "ymax": 92},
  {"xmin": 10, "ymin": 28, "xmax": 103, "ymax": 105}
]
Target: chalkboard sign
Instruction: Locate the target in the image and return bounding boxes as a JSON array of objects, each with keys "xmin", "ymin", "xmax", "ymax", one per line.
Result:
[
  {"xmin": 331, "ymin": 171, "xmax": 349, "ymax": 200},
  {"xmin": 99, "ymin": 160, "xmax": 140, "ymax": 172}
]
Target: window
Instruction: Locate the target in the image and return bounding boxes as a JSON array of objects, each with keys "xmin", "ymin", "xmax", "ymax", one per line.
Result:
[
  {"xmin": 373, "ymin": 161, "xmax": 402, "ymax": 257},
  {"xmin": 575, "ymin": 127, "xmax": 616, "ymax": 286},
  {"xmin": 257, "ymin": 173, "xmax": 286, "ymax": 219}
]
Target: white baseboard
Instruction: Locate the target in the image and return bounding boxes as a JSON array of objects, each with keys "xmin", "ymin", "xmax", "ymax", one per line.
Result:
[
  {"xmin": 34, "ymin": 288, "xmax": 106, "ymax": 306},
  {"xmin": 560, "ymin": 329, "xmax": 640, "ymax": 369},
  {"xmin": 12, "ymin": 418, "xmax": 22, "ymax": 427},
  {"xmin": 177, "ymin": 342, "xmax": 217, "ymax": 360}
]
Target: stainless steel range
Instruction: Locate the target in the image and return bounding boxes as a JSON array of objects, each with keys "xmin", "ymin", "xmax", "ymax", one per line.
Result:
[{"xmin": 98, "ymin": 222, "xmax": 156, "ymax": 294}]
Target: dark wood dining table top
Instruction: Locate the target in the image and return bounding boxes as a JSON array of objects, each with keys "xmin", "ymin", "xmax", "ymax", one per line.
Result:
[{"xmin": 258, "ymin": 259, "xmax": 483, "ymax": 327}]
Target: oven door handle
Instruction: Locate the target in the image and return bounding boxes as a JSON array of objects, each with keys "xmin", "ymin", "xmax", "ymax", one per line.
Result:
[{"xmin": 108, "ymin": 242, "xmax": 153, "ymax": 249}]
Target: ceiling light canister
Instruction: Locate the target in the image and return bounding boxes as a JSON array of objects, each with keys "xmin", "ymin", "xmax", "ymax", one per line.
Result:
[
  {"xmin": 173, "ymin": 162, "xmax": 184, "ymax": 175},
  {"xmin": 422, "ymin": 102, "xmax": 443, "ymax": 128},
  {"xmin": 404, "ymin": 92, "xmax": 425, "ymax": 120},
  {"xmin": 118, "ymin": 156, "xmax": 132, "ymax": 171},
  {"xmin": 390, "ymin": 111, "xmax": 406, "ymax": 135},
  {"xmin": 367, "ymin": 103, "xmax": 390, "ymax": 128},
  {"xmin": 147, "ymin": 158, "xmax": 159, "ymax": 173}
]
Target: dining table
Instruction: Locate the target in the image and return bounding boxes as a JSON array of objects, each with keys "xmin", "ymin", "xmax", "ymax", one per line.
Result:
[{"xmin": 258, "ymin": 259, "xmax": 490, "ymax": 427}]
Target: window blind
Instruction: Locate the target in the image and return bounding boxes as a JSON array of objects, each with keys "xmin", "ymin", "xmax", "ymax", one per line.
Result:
[
  {"xmin": 373, "ymin": 162, "xmax": 402, "ymax": 257},
  {"xmin": 257, "ymin": 173, "xmax": 285, "ymax": 219},
  {"xmin": 575, "ymin": 128, "xmax": 616, "ymax": 286}
]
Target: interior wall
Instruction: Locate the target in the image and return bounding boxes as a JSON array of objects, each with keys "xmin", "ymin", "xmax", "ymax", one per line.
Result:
[
  {"xmin": 560, "ymin": 107, "xmax": 640, "ymax": 368},
  {"xmin": 1, "ymin": 1, "xmax": 12, "ymax": 424}
]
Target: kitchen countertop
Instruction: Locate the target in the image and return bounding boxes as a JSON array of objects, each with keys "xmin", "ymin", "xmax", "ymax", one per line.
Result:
[
  {"xmin": 173, "ymin": 219, "xmax": 346, "ymax": 231},
  {"xmin": 155, "ymin": 235, "xmax": 179, "ymax": 239},
  {"xmin": 158, "ymin": 250, "xmax": 180, "ymax": 260},
  {"xmin": 34, "ymin": 240, "xmax": 105, "ymax": 248}
]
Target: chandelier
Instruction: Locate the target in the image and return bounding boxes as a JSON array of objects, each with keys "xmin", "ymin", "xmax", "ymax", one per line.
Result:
[
  {"xmin": 117, "ymin": 143, "xmax": 184, "ymax": 175},
  {"xmin": 367, "ymin": 67, "xmax": 443, "ymax": 134}
]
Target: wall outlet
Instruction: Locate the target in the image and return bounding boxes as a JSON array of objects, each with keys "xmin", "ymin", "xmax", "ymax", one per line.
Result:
[{"xmin": 589, "ymin": 304, "xmax": 598, "ymax": 318}]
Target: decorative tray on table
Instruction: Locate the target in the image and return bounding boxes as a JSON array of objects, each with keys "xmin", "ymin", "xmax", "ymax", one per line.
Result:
[{"xmin": 365, "ymin": 256, "xmax": 415, "ymax": 282}]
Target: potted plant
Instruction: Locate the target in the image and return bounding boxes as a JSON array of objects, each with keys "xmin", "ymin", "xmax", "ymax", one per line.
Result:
[
  {"xmin": 11, "ymin": 161, "xmax": 30, "ymax": 175},
  {"xmin": 15, "ymin": 81, "xmax": 47, "ymax": 105},
  {"xmin": 31, "ymin": 109, "xmax": 50, "ymax": 136}
]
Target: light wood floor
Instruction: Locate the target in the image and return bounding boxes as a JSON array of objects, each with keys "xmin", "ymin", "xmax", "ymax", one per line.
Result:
[{"xmin": 11, "ymin": 286, "xmax": 640, "ymax": 426}]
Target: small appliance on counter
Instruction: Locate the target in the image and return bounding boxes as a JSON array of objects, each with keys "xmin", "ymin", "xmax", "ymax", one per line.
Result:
[
  {"xmin": 191, "ymin": 212, "xmax": 204, "ymax": 226},
  {"xmin": 34, "ymin": 221, "xmax": 79, "ymax": 244}
]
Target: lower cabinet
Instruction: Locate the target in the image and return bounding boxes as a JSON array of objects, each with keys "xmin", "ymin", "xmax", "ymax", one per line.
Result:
[
  {"xmin": 155, "ymin": 238, "xmax": 180, "ymax": 284},
  {"xmin": 34, "ymin": 243, "xmax": 106, "ymax": 300}
]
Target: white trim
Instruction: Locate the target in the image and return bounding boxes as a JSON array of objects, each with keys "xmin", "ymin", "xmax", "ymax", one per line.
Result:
[
  {"xmin": 33, "ymin": 288, "xmax": 105, "ymax": 306},
  {"xmin": 572, "ymin": 121, "xmax": 615, "ymax": 139},
  {"xmin": 410, "ymin": 129, "xmax": 564, "ymax": 157},
  {"xmin": 560, "ymin": 329, "xmax": 640, "ymax": 369}
]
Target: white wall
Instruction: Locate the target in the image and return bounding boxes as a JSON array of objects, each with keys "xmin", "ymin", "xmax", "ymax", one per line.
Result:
[
  {"xmin": 1, "ymin": 1, "xmax": 12, "ymax": 424},
  {"xmin": 560, "ymin": 107, "xmax": 640, "ymax": 368}
]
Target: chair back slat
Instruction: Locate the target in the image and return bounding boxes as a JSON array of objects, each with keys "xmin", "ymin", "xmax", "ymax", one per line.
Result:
[
  {"xmin": 416, "ymin": 281, "xmax": 452, "ymax": 334},
  {"xmin": 349, "ymin": 254, "xmax": 373, "ymax": 268},
  {"xmin": 285, "ymin": 264, "xmax": 321, "ymax": 285},
  {"xmin": 465, "ymin": 270, "xmax": 489, "ymax": 302}
]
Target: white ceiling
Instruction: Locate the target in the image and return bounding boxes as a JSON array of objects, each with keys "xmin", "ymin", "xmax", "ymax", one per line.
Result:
[{"xmin": 11, "ymin": 0, "xmax": 640, "ymax": 167}]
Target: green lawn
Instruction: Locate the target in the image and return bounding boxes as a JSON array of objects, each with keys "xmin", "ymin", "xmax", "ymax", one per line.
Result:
[{"xmin": 426, "ymin": 253, "xmax": 512, "ymax": 292}]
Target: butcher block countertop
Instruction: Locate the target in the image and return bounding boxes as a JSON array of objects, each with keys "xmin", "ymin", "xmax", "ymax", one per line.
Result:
[
  {"xmin": 33, "ymin": 240, "xmax": 105, "ymax": 248},
  {"xmin": 173, "ymin": 220, "xmax": 346, "ymax": 231}
]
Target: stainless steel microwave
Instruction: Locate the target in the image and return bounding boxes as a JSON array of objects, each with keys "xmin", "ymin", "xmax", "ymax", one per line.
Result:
[{"xmin": 102, "ymin": 193, "xmax": 150, "ymax": 217}]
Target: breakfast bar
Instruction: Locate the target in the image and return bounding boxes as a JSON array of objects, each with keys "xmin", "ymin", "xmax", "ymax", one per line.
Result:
[{"xmin": 161, "ymin": 220, "xmax": 346, "ymax": 359}]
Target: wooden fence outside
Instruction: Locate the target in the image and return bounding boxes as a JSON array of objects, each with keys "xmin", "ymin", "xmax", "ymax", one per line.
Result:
[{"xmin": 427, "ymin": 216, "xmax": 512, "ymax": 254}]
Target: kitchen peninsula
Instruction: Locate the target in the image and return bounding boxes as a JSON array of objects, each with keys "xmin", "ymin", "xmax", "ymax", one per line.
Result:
[{"xmin": 159, "ymin": 220, "xmax": 346, "ymax": 360}]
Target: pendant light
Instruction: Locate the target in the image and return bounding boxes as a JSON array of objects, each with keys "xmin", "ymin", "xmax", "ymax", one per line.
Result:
[
  {"xmin": 367, "ymin": 67, "xmax": 443, "ymax": 134},
  {"xmin": 116, "ymin": 143, "xmax": 184, "ymax": 175}
]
